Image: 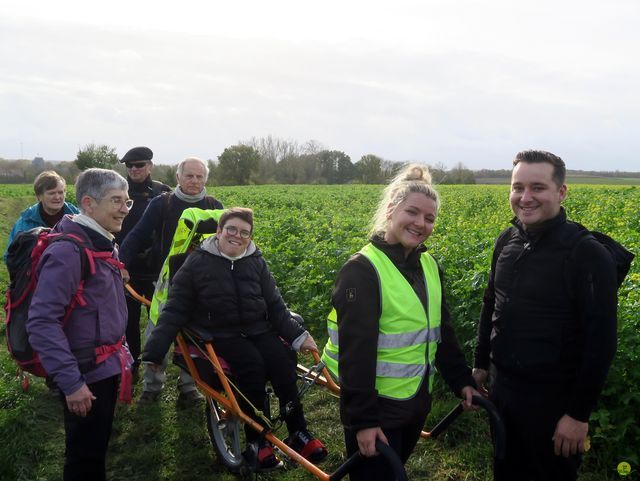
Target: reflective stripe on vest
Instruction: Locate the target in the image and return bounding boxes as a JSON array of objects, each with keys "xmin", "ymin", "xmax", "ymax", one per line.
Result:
[
  {"xmin": 149, "ymin": 207, "xmax": 223, "ymax": 324},
  {"xmin": 321, "ymin": 243, "xmax": 441, "ymax": 400}
]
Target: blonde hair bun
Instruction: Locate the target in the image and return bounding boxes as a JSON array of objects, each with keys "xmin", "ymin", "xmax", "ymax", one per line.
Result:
[{"xmin": 403, "ymin": 165, "xmax": 432, "ymax": 185}]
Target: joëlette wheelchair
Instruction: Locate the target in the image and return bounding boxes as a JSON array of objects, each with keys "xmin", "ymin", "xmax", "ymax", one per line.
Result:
[
  {"xmin": 125, "ymin": 207, "xmax": 505, "ymax": 479},
  {"xmin": 130, "ymin": 284, "xmax": 411, "ymax": 480}
]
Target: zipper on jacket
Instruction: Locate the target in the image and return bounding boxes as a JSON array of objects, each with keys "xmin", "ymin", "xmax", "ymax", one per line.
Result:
[{"xmin": 229, "ymin": 259, "xmax": 244, "ymax": 321}]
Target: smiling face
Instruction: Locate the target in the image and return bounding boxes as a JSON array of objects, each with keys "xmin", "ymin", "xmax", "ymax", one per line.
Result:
[
  {"xmin": 82, "ymin": 188, "xmax": 131, "ymax": 233},
  {"xmin": 217, "ymin": 216, "xmax": 252, "ymax": 258},
  {"xmin": 384, "ymin": 192, "xmax": 437, "ymax": 256},
  {"xmin": 37, "ymin": 181, "xmax": 66, "ymax": 215},
  {"xmin": 510, "ymin": 161, "xmax": 567, "ymax": 230},
  {"xmin": 177, "ymin": 160, "xmax": 207, "ymax": 196}
]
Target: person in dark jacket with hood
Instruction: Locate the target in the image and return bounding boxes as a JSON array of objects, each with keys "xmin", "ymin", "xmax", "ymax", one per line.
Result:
[
  {"xmin": 27, "ymin": 168, "xmax": 133, "ymax": 481},
  {"xmin": 142, "ymin": 207, "xmax": 327, "ymax": 471},
  {"xmin": 322, "ymin": 164, "xmax": 479, "ymax": 481}
]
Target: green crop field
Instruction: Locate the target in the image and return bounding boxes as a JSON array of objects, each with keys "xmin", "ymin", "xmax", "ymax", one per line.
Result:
[
  {"xmin": 476, "ymin": 176, "xmax": 640, "ymax": 185},
  {"xmin": 1, "ymin": 184, "xmax": 638, "ymax": 481}
]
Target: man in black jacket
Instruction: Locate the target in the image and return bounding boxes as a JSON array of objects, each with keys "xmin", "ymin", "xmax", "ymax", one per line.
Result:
[
  {"xmin": 116, "ymin": 146, "xmax": 171, "ymax": 378},
  {"xmin": 120, "ymin": 156, "xmax": 223, "ymax": 405},
  {"xmin": 473, "ymin": 150, "xmax": 618, "ymax": 481}
]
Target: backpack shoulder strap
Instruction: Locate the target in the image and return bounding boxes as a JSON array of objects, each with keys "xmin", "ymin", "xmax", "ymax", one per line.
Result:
[
  {"xmin": 158, "ymin": 192, "xmax": 173, "ymax": 263},
  {"xmin": 151, "ymin": 181, "xmax": 170, "ymax": 198},
  {"xmin": 151, "ymin": 181, "xmax": 162, "ymax": 198},
  {"xmin": 49, "ymin": 234, "xmax": 124, "ymax": 283},
  {"xmin": 205, "ymin": 195, "xmax": 219, "ymax": 210},
  {"xmin": 491, "ymin": 227, "xmax": 515, "ymax": 274},
  {"xmin": 159, "ymin": 191, "xmax": 172, "ymax": 217},
  {"xmin": 48, "ymin": 233, "xmax": 92, "ymax": 280}
]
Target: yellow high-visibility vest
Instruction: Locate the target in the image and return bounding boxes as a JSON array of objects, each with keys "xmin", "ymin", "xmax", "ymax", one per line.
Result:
[
  {"xmin": 149, "ymin": 208, "xmax": 223, "ymax": 324},
  {"xmin": 322, "ymin": 243, "xmax": 441, "ymax": 399}
]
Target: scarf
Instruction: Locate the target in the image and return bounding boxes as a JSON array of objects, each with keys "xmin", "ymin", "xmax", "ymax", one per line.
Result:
[
  {"xmin": 173, "ymin": 185, "xmax": 206, "ymax": 203},
  {"xmin": 73, "ymin": 214, "xmax": 115, "ymax": 241}
]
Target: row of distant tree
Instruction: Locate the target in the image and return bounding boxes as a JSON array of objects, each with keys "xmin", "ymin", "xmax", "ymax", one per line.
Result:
[
  {"xmin": 0, "ymin": 137, "xmax": 477, "ymax": 186},
  {"xmin": 2, "ymin": 136, "xmax": 638, "ymax": 186}
]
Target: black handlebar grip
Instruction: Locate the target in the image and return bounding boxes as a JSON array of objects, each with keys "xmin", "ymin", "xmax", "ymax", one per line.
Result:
[
  {"xmin": 428, "ymin": 403, "xmax": 464, "ymax": 439},
  {"xmin": 471, "ymin": 395, "xmax": 506, "ymax": 460},
  {"xmin": 329, "ymin": 440, "xmax": 408, "ymax": 481}
]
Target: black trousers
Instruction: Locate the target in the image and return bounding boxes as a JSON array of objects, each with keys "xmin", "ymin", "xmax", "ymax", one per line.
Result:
[
  {"xmin": 202, "ymin": 332, "xmax": 306, "ymax": 442},
  {"xmin": 344, "ymin": 422, "xmax": 424, "ymax": 481},
  {"xmin": 125, "ymin": 277, "xmax": 154, "ymax": 364},
  {"xmin": 491, "ymin": 376, "xmax": 581, "ymax": 481},
  {"xmin": 62, "ymin": 375, "xmax": 119, "ymax": 481}
]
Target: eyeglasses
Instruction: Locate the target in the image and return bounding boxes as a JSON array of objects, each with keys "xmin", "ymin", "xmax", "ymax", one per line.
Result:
[
  {"xmin": 126, "ymin": 162, "xmax": 148, "ymax": 169},
  {"xmin": 106, "ymin": 197, "xmax": 134, "ymax": 209},
  {"xmin": 224, "ymin": 225, "xmax": 252, "ymax": 239}
]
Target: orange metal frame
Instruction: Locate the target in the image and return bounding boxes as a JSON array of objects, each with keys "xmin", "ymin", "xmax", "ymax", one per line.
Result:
[
  {"xmin": 295, "ymin": 352, "xmax": 436, "ymax": 440},
  {"xmin": 127, "ymin": 284, "xmax": 334, "ymax": 479},
  {"xmin": 126, "ymin": 283, "xmax": 445, "ymax": 479},
  {"xmin": 176, "ymin": 334, "xmax": 334, "ymax": 480}
]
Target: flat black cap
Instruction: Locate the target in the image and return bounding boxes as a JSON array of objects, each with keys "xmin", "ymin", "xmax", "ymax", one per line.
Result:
[{"xmin": 120, "ymin": 146, "xmax": 153, "ymax": 163}]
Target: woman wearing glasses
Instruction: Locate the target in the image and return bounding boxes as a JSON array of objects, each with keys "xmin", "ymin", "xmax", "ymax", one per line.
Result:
[
  {"xmin": 26, "ymin": 168, "xmax": 134, "ymax": 481},
  {"xmin": 142, "ymin": 207, "xmax": 327, "ymax": 471},
  {"xmin": 4, "ymin": 170, "xmax": 79, "ymax": 261}
]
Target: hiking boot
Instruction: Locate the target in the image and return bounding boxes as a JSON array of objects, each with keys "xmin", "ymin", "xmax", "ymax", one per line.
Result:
[
  {"xmin": 177, "ymin": 390, "xmax": 204, "ymax": 407},
  {"xmin": 286, "ymin": 429, "xmax": 328, "ymax": 463},
  {"xmin": 138, "ymin": 390, "xmax": 161, "ymax": 405},
  {"xmin": 255, "ymin": 442, "xmax": 283, "ymax": 472}
]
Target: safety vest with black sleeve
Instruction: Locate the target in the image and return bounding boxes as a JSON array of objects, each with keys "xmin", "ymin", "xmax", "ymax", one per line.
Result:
[
  {"xmin": 149, "ymin": 207, "xmax": 223, "ymax": 324},
  {"xmin": 321, "ymin": 243, "xmax": 442, "ymax": 400}
]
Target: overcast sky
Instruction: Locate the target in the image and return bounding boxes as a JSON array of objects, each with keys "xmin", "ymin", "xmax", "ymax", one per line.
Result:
[{"xmin": 1, "ymin": 0, "xmax": 638, "ymax": 171}]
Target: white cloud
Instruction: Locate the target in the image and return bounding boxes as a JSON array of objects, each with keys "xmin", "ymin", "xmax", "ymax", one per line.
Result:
[{"xmin": 0, "ymin": 0, "xmax": 638, "ymax": 170}]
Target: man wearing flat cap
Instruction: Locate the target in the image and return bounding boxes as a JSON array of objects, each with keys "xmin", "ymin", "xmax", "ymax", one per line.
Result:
[{"xmin": 116, "ymin": 146, "xmax": 171, "ymax": 379}]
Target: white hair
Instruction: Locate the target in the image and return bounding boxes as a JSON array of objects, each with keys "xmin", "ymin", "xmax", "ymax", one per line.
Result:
[
  {"xmin": 176, "ymin": 157, "xmax": 209, "ymax": 179},
  {"xmin": 75, "ymin": 168, "xmax": 128, "ymax": 212}
]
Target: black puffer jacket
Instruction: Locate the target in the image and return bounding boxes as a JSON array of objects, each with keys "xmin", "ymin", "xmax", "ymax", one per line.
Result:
[{"xmin": 143, "ymin": 236, "xmax": 305, "ymax": 364}]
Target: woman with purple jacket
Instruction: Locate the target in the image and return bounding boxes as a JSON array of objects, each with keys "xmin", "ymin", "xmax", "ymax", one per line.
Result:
[{"xmin": 27, "ymin": 168, "xmax": 133, "ymax": 481}]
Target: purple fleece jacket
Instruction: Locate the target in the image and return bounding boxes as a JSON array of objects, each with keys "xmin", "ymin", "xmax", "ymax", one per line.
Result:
[{"xmin": 27, "ymin": 216, "xmax": 130, "ymax": 396}]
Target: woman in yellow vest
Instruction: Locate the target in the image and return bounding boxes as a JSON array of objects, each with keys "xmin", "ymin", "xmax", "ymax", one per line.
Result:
[{"xmin": 322, "ymin": 164, "xmax": 480, "ymax": 480}]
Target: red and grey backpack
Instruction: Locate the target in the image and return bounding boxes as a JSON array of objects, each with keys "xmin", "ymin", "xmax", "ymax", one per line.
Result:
[{"xmin": 4, "ymin": 226, "xmax": 122, "ymax": 380}]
